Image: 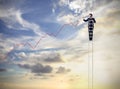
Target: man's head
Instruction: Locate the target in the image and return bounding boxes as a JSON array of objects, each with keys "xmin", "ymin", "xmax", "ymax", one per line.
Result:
[{"xmin": 89, "ymin": 13, "xmax": 93, "ymax": 18}]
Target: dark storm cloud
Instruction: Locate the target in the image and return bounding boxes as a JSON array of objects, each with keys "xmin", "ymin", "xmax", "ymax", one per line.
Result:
[
  {"xmin": 56, "ymin": 66, "xmax": 71, "ymax": 74},
  {"xmin": 0, "ymin": 68, "xmax": 7, "ymax": 72},
  {"xmin": 18, "ymin": 64, "xmax": 31, "ymax": 69},
  {"xmin": 31, "ymin": 64, "xmax": 52, "ymax": 73},
  {"xmin": 18, "ymin": 63, "xmax": 53, "ymax": 74},
  {"xmin": 44, "ymin": 53, "xmax": 63, "ymax": 63}
]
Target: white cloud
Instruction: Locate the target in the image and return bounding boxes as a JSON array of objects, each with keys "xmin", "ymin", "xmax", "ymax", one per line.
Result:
[
  {"xmin": 57, "ymin": 14, "xmax": 75, "ymax": 23},
  {"xmin": 58, "ymin": 0, "xmax": 95, "ymax": 15},
  {"xmin": 58, "ymin": 0, "xmax": 70, "ymax": 6},
  {"xmin": 68, "ymin": 0, "xmax": 86, "ymax": 14},
  {"xmin": 0, "ymin": 8, "xmax": 43, "ymax": 36}
]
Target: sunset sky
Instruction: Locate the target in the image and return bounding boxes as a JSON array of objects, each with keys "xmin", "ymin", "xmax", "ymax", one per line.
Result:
[{"xmin": 0, "ymin": 0, "xmax": 120, "ymax": 89}]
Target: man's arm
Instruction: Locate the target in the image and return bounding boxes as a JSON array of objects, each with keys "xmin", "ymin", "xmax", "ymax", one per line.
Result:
[
  {"xmin": 93, "ymin": 18, "xmax": 96, "ymax": 23},
  {"xmin": 83, "ymin": 18, "xmax": 88, "ymax": 22}
]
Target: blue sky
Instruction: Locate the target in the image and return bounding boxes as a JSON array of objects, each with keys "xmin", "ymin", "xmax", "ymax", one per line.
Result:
[
  {"xmin": 0, "ymin": 0, "xmax": 80, "ymax": 39},
  {"xmin": 0, "ymin": 0, "xmax": 120, "ymax": 89}
]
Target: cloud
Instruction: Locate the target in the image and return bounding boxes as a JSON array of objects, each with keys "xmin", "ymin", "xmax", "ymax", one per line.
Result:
[
  {"xmin": 18, "ymin": 63, "xmax": 31, "ymax": 69},
  {"xmin": 0, "ymin": 7, "xmax": 43, "ymax": 36},
  {"xmin": 58, "ymin": 0, "xmax": 94, "ymax": 14},
  {"xmin": 14, "ymin": 51, "xmax": 64, "ymax": 64},
  {"xmin": 58, "ymin": 0, "xmax": 69, "ymax": 6},
  {"xmin": 0, "ymin": 53, "xmax": 7, "ymax": 62},
  {"xmin": 18, "ymin": 63, "xmax": 53, "ymax": 74},
  {"xmin": 57, "ymin": 0, "xmax": 119, "ymax": 24},
  {"xmin": 56, "ymin": 66, "xmax": 71, "ymax": 74},
  {"xmin": 0, "ymin": 37, "xmax": 17, "ymax": 62},
  {"xmin": 57, "ymin": 14, "xmax": 75, "ymax": 23},
  {"xmin": 31, "ymin": 64, "xmax": 52, "ymax": 74},
  {"xmin": 68, "ymin": 0, "xmax": 86, "ymax": 14},
  {"xmin": 0, "ymin": 68, "xmax": 7, "ymax": 72},
  {"xmin": 43, "ymin": 53, "xmax": 63, "ymax": 63}
]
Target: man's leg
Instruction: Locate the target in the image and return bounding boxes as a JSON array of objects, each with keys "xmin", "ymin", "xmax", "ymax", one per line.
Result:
[{"xmin": 89, "ymin": 28, "xmax": 93, "ymax": 41}]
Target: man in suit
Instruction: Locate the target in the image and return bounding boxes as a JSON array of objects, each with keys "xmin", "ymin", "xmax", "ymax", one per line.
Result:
[{"xmin": 83, "ymin": 13, "xmax": 96, "ymax": 41}]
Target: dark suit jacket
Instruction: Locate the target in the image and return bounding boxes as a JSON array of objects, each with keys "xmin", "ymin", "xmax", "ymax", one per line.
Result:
[{"xmin": 83, "ymin": 18, "xmax": 96, "ymax": 29}]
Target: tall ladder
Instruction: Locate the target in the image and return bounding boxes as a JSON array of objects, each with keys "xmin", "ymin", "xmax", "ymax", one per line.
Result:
[{"xmin": 88, "ymin": 40, "xmax": 94, "ymax": 89}]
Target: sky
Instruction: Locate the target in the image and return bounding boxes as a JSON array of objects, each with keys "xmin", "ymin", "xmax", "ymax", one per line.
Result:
[{"xmin": 0, "ymin": 0, "xmax": 120, "ymax": 89}]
